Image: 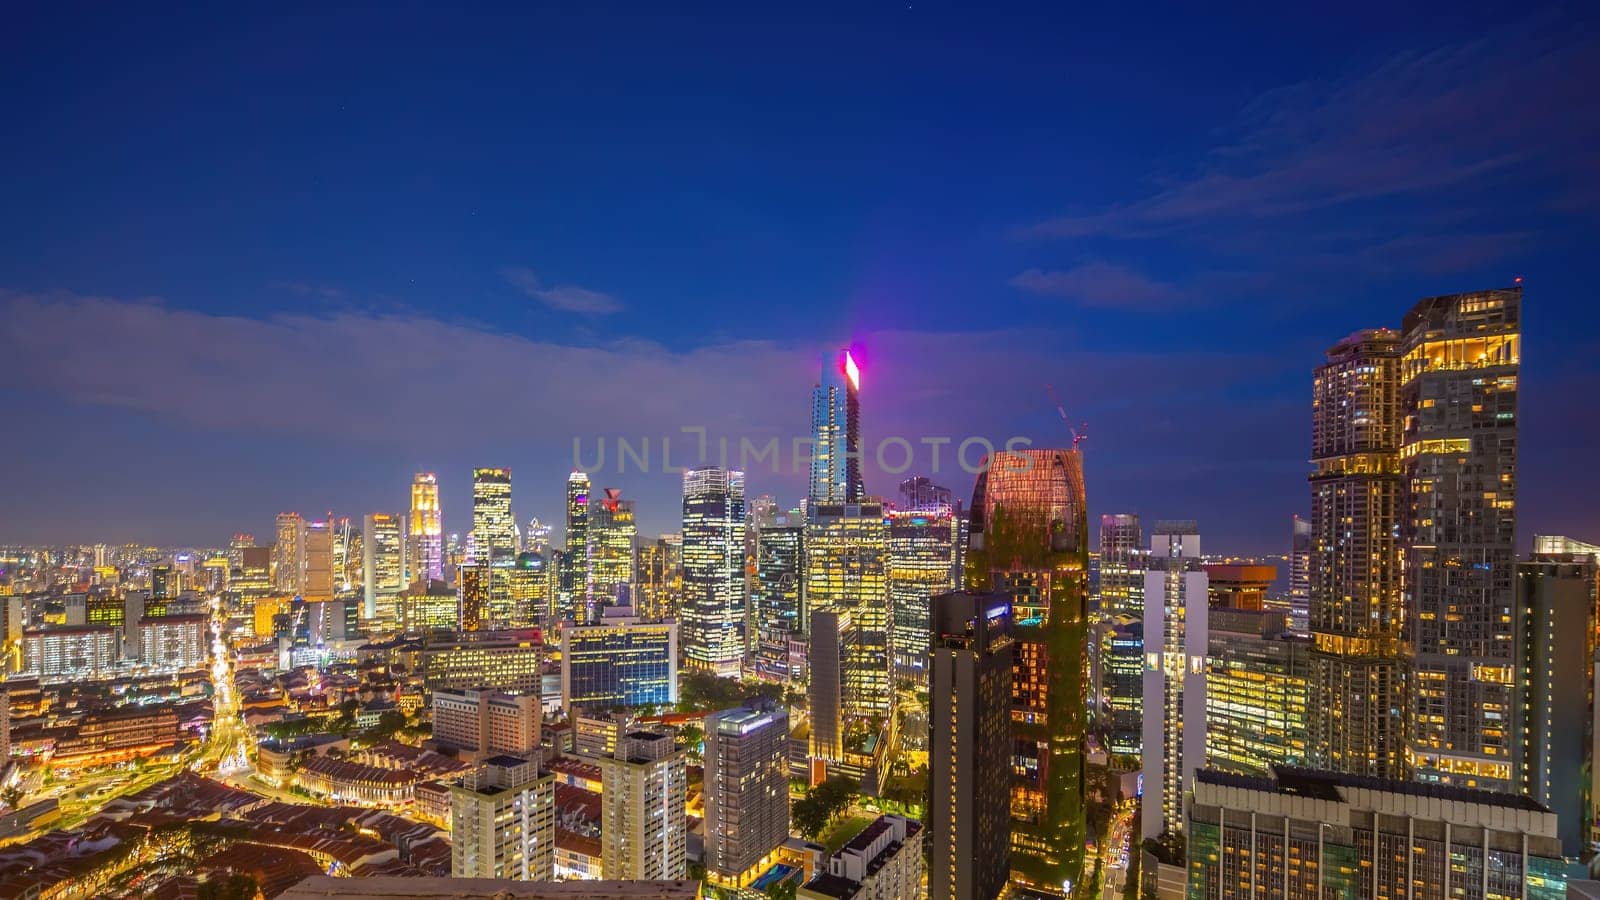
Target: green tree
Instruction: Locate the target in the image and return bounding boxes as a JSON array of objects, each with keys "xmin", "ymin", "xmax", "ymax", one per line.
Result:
[{"xmin": 792, "ymin": 775, "xmax": 859, "ymax": 838}]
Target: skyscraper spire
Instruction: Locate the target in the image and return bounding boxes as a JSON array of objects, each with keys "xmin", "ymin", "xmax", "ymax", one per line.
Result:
[{"xmin": 809, "ymin": 349, "xmax": 863, "ymax": 505}]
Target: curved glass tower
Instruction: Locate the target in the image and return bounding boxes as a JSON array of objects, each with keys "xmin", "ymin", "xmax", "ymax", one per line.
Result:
[{"xmin": 965, "ymin": 448, "xmax": 1088, "ymax": 896}]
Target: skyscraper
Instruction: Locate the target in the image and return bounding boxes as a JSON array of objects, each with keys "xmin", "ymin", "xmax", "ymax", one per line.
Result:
[
  {"xmin": 409, "ymin": 472, "xmax": 444, "ymax": 587},
  {"xmin": 588, "ymin": 488, "xmax": 636, "ymax": 614},
  {"xmin": 303, "ymin": 520, "xmax": 334, "ymax": 601},
  {"xmin": 1402, "ymin": 287, "xmax": 1520, "ymax": 793},
  {"xmin": 1204, "ymin": 607, "xmax": 1310, "ymax": 776},
  {"xmin": 562, "ymin": 471, "xmax": 592, "ymax": 622},
  {"xmin": 964, "ymin": 447, "xmax": 1088, "ymax": 894},
  {"xmin": 1141, "ymin": 521, "xmax": 1206, "ymax": 841},
  {"xmin": 681, "ymin": 467, "xmax": 746, "ymax": 677},
  {"xmin": 805, "ymin": 501, "xmax": 890, "ymax": 716},
  {"xmin": 471, "ymin": 468, "xmax": 515, "ymax": 625},
  {"xmin": 928, "ymin": 591, "xmax": 1013, "ymax": 900},
  {"xmin": 599, "ymin": 730, "xmax": 687, "ymax": 880},
  {"xmin": 362, "ymin": 513, "xmax": 403, "ymax": 622},
  {"xmin": 1289, "ymin": 514, "xmax": 1311, "ymax": 631},
  {"xmin": 1097, "ymin": 513, "xmax": 1145, "ymax": 620},
  {"xmin": 561, "ymin": 609, "xmax": 679, "ymax": 710},
  {"xmin": 887, "ymin": 503, "xmax": 957, "ymax": 685},
  {"xmin": 704, "ymin": 699, "xmax": 791, "ymax": 888},
  {"xmin": 1307, "ymin": 328, "xmax": 1408, "ymax": 779},
  {"xmin": 274, "ymin": 512, "xmax": 305, "ymax": 595},
  {"xmin": 809, "ymin": 349, "xmax": 863, "ymax": 505},
  {"xmin": 635, "ymin": 536, "xmax": 683, "ymax": 622},
  {"xmin": 754, "ymin": 519, "xmax": 805, "ymax": 681}
]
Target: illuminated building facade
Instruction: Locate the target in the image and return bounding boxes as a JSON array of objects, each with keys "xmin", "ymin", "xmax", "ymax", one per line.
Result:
[
  {"xmin": 1515, "ymin": 554, "xmax": 1596, "ymax": 856},
  {"xmin": 303, "ymin": 520, "xmax": 334, "ymax": 601},
  {"xmin": 1097, "ymin": 513, "xmax": 1146, "ymax": 620},
  {"xmin": 887, "ymin": 505, "xmax": 957, "ymax": 685},
  {"xmin": 363, "ymin": 512, "xmax": 404, "ymax": 622},
  {"xmin": 399, "ymin": 580, "xmax": 459, "ymax": 631},
  {"xmin": 508, "ymin": 551, "xmax": 550, "ymax": 626},
  {"xmin": 461, "ymin": 565, "xmax": 489, "ymax": 632},
  {"xmin": 560, "ymin": 611, "xmax": 678, "ymax": 710},
  {"xmin": 1092, "ymin": 613, "xmax": 1143, "ymax": 757},
  {"xmin": 681, "ymin": 467, "xmax": 746, "ymax": 676},
  {"xmin": 1204, "ymin": 564, "xmax": 1276, "ymax": 611},
  {"xmin": 560, "ymin": 471, "xmax": 592, "ymax": 623},
  {"xmin": 1402, "ymin": 287, "xmax": 1520, "ymax": 792},
  {"xmin": 928, "ymin": 591, "xmax": 1013, "ymax": 900},
  {"xmin": 1186, "ymin": 767, "xmax": 1568, "ymax": 900},
  {"xmin": 23, "ymin": 625, "xmax": 119, "ymax": 681},
  {"xmin": 1141, "ymin": 521, "xmax": 1207, "ymax": 841},
  {"xmin": 274, "ymin": 512, "xmax": 305, "ymax": 594},
  {"xmin": 451, "ymin": 755, "xmax": 556, "ymax": 881},
  {"xmin": 472, "ymin": 468, "xmax": 516, "ymax": 622},
  {"xmin": 753, "ymin": 523, "xmax": 804, "ymax": 680},
  {"xmin": 599, "ymin": 731, "xmax": 687, "ymax": 880},
  {"xmin": 433, "ymin": 687, "xmax": 542, "ymax": 760},
  {"xmin": 588, "ymin": 489, "xmax": 636, "ymax": 614},
  {"xmin": 1289, "ymin": 514, "xmax": 1311, "ymax": 631},
  {"xmin": 964, "ymin": 447, "xmax": 1088, "ymax": 893},
  {"xmin": 809, "ymin": 349, "xmax": 863, "ymax": 505},
  {"xmin": 138, "ymin": 613, "xmax": 208, "ymax": 671},
  {"xmin": 704, "ymin": 699, "xmax": 790, "ymax": 886},
  {"xmin": 1204, "ymin": 608, "xmax": 1310, "ymax": 776},
  {"xmin": 634, "ymin": 536, "xmax": 682, "ymax": 622},
  {"xmin": 422, "ymin": 629, "xmax": 543, "ymax": 695},
  {"xmin": 806, "ymin": 501, "xmax": 890, "ymax": 716},
  {"xmin": 409, "ymin": 472, "xmax": 444, "ymax": 587},
  {"xmin": 1308, "ymin": 327, "xmax": 1408, "ymax": 779}
]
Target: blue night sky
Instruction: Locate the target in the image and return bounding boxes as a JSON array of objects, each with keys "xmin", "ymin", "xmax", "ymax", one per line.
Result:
[{"xmin": 3, "ymin": 3, "xmax": 1597, "ymax": 555}]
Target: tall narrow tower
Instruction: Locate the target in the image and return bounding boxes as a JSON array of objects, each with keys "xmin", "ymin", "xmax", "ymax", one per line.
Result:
[
  {"xmin": 809, "ymin": 349, "xmax": 863, "ymax": 505},
  {"xmin": 965, "ymin": 447, "xmax": 1088, "ymax": 895},
  {"xmin": 1307, "ymin": 328, "xmax": 1407, "ymax": 779},
  {"xmin": 563, "ymin": 471, "xmax": 591, "ymax": 622},
  {"xmin": 681, "ymin": 467, "xmax": 747, "ymax": 677},
  {"xmin": 409, "ymin": 472, "xmax": 444, "ymax": 587},
  {"xmin": 1403, "ymin": 287, "xmax": 1520, "ymax": 792}
]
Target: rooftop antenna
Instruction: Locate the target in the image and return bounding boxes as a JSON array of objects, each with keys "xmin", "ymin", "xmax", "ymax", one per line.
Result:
[{"xmin": 1046, "ymin": 384, "xmax": 1087, "ymax": 449}]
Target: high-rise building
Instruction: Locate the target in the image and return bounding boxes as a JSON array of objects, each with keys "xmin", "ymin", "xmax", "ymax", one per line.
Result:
[
  {"xmin": 681, "ymin": 467, "xmax": 746, "ymax": 677},
  {"xmin": 599, "ymin": 731, "xmax": 687, "ymax": 881},
  {"xmin": 432, "ymin": 687, "xmax": 541, "ymax": 761},
  {"xmin": 138, "ymin": 613, "xmax": 208, "ymax": 671},
  {"xmin": 1289, "ymin": 514, "xmax": 1311, "ymax": 631},
  {"xmin": 1091, "ymin": 613, "xmax": 1143, "ymax": 757},
  {"xmin": 928, "ymin": 591, "xmax": 1013, "ymax": 900},
  {"xmin": 450, "ymin": 754, "xmax": 556, "ymax": 881},
  {"xmin": 1204, "ymin": 607, "xmax": 1311, "ymax": 776},
  {"xmin": 1097, "ymin": 514, "xmax": 1146, "ymax": 620},
  {"xmin": 303, "ymin": 520, "xmax": 334, "ymax": 601},
  {"xmin": 399, "ymin": 580, "xmax": 458, "ymax": 631},
  {"xmin": 588, "ymin": 489, "xmax": 636, "ymax": 615},
  {"xmin": 274, "ymin": 512, "xmax": 306, "ymax": 594},
  {"xmin": 409, "ymin": 473, "xmax": 444, "ymax": 587},
  {"xmin": 362, "ymin": 513, "xmax": 403, "ymax": 622},
  {"xmin": 964, "ymin": 447, "xmax": 1088, "ymax": 893},
  {"xmin": 461, "ymin": 565, "xmax": 489, "ymax": 632},
  {"xmin": 560, "ymin": 609, "xmax": 678, "ymax": 711},
  {"xmin": 704, "ymin": 699, "xmax": 791, "ymax": 887},
  {"xmin": 1516, "ymin": 554, "xmax": 1596, "ymax": 856},
  {"xmin": 805, "ymin": 501, "xmax": 890, "ymax": 716},
  {"xmin": 562, "ymin": 472, "xmax": 592, "ymax": 622},
  {"xmin": 1141, "ymin": 521, "xmax": 1207, "ymax": 841},
  {"xmin": 1307, "ymin": 327, "xmax": 1408, "ymax": 780},
  {"xmin": 472, "ymin": 468, "xmax": 516, "ymax": 625},
  {"xmin": 1402, "ymin": 287, "xmax": 1520, "ymax": 793},
  {"xmin": 508, "ymin": 551, "xmax": 550, "ymax": 627},
  {"xmin": 525, "ymin": 517, "xmax": 552, "ymax": 556},
  {"xmin": 753, "ymin": 522, "xmax": 804, "ymax": 681},
  {"xmin": 887, "ymin": 504, "xmax": 958, "ymax": 685},
  {"xmin": 809, "ymin": 349, "xmax": 863, "ymax": 505},
  {"xmin": 634, "ymin": 536, "xmax": 682, "ymax": 622},
  {"xmin": 1186, "ymin": 767, "xmax": 1568, "ymax": 900},
  {"xmin": 807, "ymin": 609, "xmax": 854, "ymax": 767}
]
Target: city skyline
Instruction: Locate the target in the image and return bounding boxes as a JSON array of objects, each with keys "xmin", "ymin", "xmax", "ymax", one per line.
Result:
[{"xmin": 3, "ymin": 7, "xmax": 1598, "ymax": 553}]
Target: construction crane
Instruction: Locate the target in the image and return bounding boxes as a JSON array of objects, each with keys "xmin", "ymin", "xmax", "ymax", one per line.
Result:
[{"xmin": 1046, "ymin": 384, "xmax": 1087, "ymax": 449}]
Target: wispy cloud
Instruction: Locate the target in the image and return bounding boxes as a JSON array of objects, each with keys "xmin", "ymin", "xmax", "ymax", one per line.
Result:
[
  {"xmin": 1021, "ymin": 18, "xmax": 1600, "ymax": 241},
  {"xmin": 1009, "ymin": 262, "xmax": 1185, "ymax": 310},
  {"xmin": 502, "ymin": 266, "xmax": 622, "ymax": 314}
]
